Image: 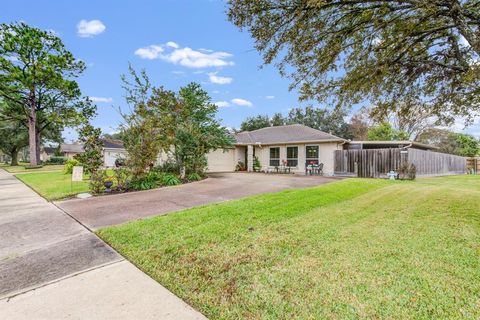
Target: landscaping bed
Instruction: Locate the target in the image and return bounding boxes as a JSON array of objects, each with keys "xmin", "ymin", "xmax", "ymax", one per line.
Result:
[{"xmin": 98, "ymin": 176, "xmax": 480, "ymax": 319}]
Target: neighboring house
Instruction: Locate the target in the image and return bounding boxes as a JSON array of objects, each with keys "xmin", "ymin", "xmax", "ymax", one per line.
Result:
[
  {"xmin": 205, "ymin": 124, "xmax": 346, "ymax": 175},
  {"xmin": 60, "ymin": 139, "xmax": 127, "ymax": 167},
  {"xmin": 60, "ymin": 143, "xmax": 84, "ymax": 159},
  {"xmin": 40, "ymin": 146, "xmax": 57, "ymax": 162}
]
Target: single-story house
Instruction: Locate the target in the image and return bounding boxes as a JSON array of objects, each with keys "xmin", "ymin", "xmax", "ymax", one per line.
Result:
[
  {"xmin": 40, "ymin": 146, "xmax": 57, "ymax": 161},
  {"xmin": 205, "ymin": 124, "xmax": 346, "ymax": 175},
  {"xmin": 60, "ymin": 139, "xmax": 128, "ymax": 167}
]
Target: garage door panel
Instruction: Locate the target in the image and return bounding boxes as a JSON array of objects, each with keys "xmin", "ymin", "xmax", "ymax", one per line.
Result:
[{"xmin": 207, "ymin": 149, "xmax": 235, "ymax": 172}]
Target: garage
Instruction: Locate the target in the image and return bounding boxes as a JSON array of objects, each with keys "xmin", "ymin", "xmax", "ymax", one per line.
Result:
[{"xmin": 206, "ymin": 149, "xmax": 235, "ymax": 172}]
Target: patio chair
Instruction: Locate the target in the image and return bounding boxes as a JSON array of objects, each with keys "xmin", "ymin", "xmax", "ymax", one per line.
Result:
[{"xmin": 317, "ymin": 163, "xmax": 324, "ymax": 176}]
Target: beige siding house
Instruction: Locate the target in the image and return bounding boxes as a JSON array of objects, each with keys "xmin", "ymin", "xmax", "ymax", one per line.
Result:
[{"xmin": 205, "ymin": 124, "xmax": 346, "ymax": 175}]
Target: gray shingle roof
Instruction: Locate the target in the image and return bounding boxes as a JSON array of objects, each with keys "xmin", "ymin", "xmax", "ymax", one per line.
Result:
[
  {"xmin": 60, "ymin": 139, "xmax": 125, "ymax": 154},
  {"xmin": 234, "ymin": 124, "xmax": 345, "ymax": 145},
  {"xmin": 60, "ymin": 143, "xmax": 84, "ymax": 153}
]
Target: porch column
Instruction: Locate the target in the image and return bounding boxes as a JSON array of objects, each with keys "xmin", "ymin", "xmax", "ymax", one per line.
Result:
[{"xmin": 247, "ymin": 144, "xmax": 254, "ymax": 172}]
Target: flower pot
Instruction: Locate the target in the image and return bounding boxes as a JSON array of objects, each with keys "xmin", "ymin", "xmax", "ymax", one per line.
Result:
[{"xmin": 104, "ymin": 181, "xmax": 113, "ymax": 192}]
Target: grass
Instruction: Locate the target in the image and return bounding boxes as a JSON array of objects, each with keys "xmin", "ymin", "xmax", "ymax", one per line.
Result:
[
  {"xmin": 16, "ymin": 171, "xmax": 89, "ymax": 200},
  {"xmin": 98, "ymin": 176, "xmax": 480, "ymax": 319},
  {"xmin": 0, "ymin": 163, "xmax": 64, "ymax": 173}
]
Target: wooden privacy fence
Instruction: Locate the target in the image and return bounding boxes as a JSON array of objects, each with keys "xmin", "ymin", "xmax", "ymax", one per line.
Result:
[
  {"xmin": 334, "ymin": 148, "xmax": 467, "ymax": 178},
  {"xmin": 467, "ymin": 157, "xmax": 480, "ymax": 174}
]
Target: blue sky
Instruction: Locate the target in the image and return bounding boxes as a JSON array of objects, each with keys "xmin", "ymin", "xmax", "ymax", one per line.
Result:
[{"xmin": 3, "ymin": 0, "xmax": 479, "ymax": 140}]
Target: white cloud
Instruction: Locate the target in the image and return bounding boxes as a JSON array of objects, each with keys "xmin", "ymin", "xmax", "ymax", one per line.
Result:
[
  {"xmin": 171, "ymin": 70, "xmax": 185, "ymax": 75},
  {"xmin": 265, "ymin": 95, "xmax": 275, "ymax": 99},
  {"xmin": 208, "ymin": 72, "xmax": 233, "ymax": 85},
  {"xmin": 231, "ymin": 98, "xmax": 253, "ymax": 107},
  {"xmin": 89, "ymin": 96, "xmax": 113, "ymax": 103},
  {"xmin": 134, "ymin": 45, "xmax": 164, "ymax": 59},
  {"xmin": 212, "ymin": 90, "xmax": 220, "ymax": 94},
  {"xmin": 134, "ymin": 42, "xmax": 234, "ymax": 68},
  {"xmin": 77, "ymin": 20, "xmax": 106, "ymax": 38},
  {"xmin": 166, "ymin": 41, "xmax": 179, "ymax": 49},
  {"xmin": 214, "ymin": 101, "xmax": 230, "ymax": 108}
]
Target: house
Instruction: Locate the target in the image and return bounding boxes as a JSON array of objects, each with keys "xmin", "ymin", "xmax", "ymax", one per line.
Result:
[
  {"xmin": 40, "ymin": 146, "xmax": 57, "ymax": 162},
  {"xmin": 60, "ymin": 139, "xmax": 127, "ymax": 167},
  {"xmin": 60, "ymin": 143, "xmax": 84, "ymax": 159},
  {"xmin": 205, "ymin": 124, "xmax": 346, "ymax": 175}
]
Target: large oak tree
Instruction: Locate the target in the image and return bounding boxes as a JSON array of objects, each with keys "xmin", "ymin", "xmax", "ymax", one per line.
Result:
[{"xmin": 228, "ymin": 0, "xmax": 480, "ymax": 124}]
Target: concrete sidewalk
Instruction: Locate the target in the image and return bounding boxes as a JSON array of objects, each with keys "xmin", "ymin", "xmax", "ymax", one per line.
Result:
[{"xmin": 0, "ymin": 170, "xmax": 206, "ymax": 319}]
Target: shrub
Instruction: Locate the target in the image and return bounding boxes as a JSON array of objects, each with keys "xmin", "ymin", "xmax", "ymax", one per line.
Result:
[
  {"xmin": 48, "ymin": 156, "xmax": 67, "ymax": 164},
  {"xmin": 113, "ymin": 167, "xmax": 130, "ymax": 192},
  {"xmin": 398, "ymin": 162, "xmax": 416, "ymax": 180},
  {"xmin": 162, "ymin": 174, "xmax": 181, "ymax": 186},
  {"xmin": 187, "ymin": 172, "xmax": 202, "ymax": 181},
  {"xmin": 235, "ymin": 161, "xmax": 246, "ymax": 171},
  {"xmin": 129, "ymin": 171, "xmax": 162, "ymax": 190},
  {"xmin": 90, "ymin": 170, "xmax": 107, "ymax": 194},
  {"xmin": 64, "ymin": 159, "xmax": 80, "ymax": 174},
  {"xmin": 253, "ymin": 156, "xmax": 261, "ymax": 171},
  {"xmin": 24, "ymin": 165, "xmax": 43, "ymax": 169},
  {"xmin": 154, "ymin": 160, "xmax": 180, "ymax": 174}
]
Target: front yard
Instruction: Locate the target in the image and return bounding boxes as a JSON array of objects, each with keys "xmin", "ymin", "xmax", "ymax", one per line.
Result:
[
  {"xmin": 16, "ymin": 171, "xmax": 89, "ymax": 200},
  {"xmin": 0, "ymin": 163, "xmax": 64, "ymax": 173},
  {"xmin": 98, "ymin": 175, "xmax": 480, "ymax": 319}
]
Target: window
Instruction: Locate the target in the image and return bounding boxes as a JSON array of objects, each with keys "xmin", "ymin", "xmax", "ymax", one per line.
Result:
[
  {"xmin": 286, "ymin": 146, "xmax": 298, "ymax": 167},
  {"xmin": 306, "ymin": 145, "xmax": 319, "ymax": 165},
  {"xmin": 269, "ymin": 147, "xmax": 280, "ymax": 167}
]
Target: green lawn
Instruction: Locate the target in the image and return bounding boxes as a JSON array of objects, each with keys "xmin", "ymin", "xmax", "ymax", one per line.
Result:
[
  {"xmin": 98, "ymin": 176, "xmax": 480, "ymax": 319},
  {"xmin": 16, "ymin": 171, "xmax": 89, "ymax": 200},
  {"xmin": 0, "ymin": 163, "xmax": 64, "ymax": 173}
]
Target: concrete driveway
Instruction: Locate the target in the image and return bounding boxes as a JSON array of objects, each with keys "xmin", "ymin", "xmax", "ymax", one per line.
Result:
[
  {"xmin": 0, "ymin": 170, "xmax": 206, "ymax": 319},
  {"xmin": 57, "ymin": 172, "xmax": 340, "ymax": 230}
]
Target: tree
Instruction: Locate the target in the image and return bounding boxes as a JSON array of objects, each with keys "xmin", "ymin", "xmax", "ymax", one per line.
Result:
[
  {"xmin": 286, "ymin": 106, "xmax": 352, "ymax": 139},
  {"xmin": 369, "ymin": 100, "xmax": 441, "ymax": 140},
  {"xmin": 455, "ymin": 133, "xmax": 479, "ymax": 157},
  {"xmin": 120, "ymin": 67, "xmax": 233, "ymax": 179},
  {"xmin": 119, "ymin": 66, "xmax": 162, "ymax": 179},
  {"xmin": 75, "ymin": 124, "xmax": 105, "ymax": 194},
  {"xmin": 240, "ymin": 115, "xmax": 271, "ymax": 131},
  {"xmin": 228, "ymin": 1, "xmax": 480, "ymax": 124},
  {"xmin": 417, "ymin": 129, "xmax": 479, "ymax": 156},
  {"xmin": 349, "ymin": 110, "xmax": 371, "ymax": 140},
  {"xmin": 0, "ymin": 22, "xmax": 95, "ymax": 166},
  {"xmin": 367, "ymin": 122, "xmax": 409, "ymax": 141},
  {"xmin": 270, "ymin": 112, "xmax": 286, "ymax": 126},
  {"xmin": 0, "ymin": 120, "xmax": 28, "ymax": 165},
  {"xmin": 158, "ymin": 82, "xmax": 234, "ymax": 178}
]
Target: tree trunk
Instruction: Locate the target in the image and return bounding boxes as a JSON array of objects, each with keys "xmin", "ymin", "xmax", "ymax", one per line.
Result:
[
  {"xmin": 35, "ymin": 129, "xmax": 41, "ymax": 164},
  {"xmin": 28, "ymin": 91, "xmax": 38, "ymax": 166},
  {"xmin": 10, "ymin": 150, "xmax": 18, "ymax": 166}
]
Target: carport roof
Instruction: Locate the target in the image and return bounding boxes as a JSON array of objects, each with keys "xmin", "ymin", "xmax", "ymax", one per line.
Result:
[{"xmin": 234, "ymin": 124, "xmax": 345, "ymax": 145}]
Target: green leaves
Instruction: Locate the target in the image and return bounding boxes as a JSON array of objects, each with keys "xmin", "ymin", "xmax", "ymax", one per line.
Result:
[{"xmin": 227, "ymin": 0, "xmax": 480, "ymax": 123}]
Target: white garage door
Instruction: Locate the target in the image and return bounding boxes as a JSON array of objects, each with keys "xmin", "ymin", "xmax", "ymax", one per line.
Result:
[{"xmin": 207, "ymin": 149, "xmax": 235, "ymax": 172}]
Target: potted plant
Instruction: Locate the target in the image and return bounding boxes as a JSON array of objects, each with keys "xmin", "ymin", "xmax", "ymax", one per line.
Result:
[
  {"xmin": 104, "ymin": 176, "xmax": 114, "ymax": 192},
  {"xmin": 253, "ymin": 156, "xmax": 261, "ymax": 172}
]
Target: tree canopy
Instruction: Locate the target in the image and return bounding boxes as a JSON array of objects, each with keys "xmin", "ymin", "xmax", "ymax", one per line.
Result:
[
  {"xmin": 417, "ymin": 129, "xmax": 479, "ymax": 156},
  {"xmin": 367, "ymin": 122, "xmax": 409, "ymax": 141},
  {"xmin": 239, "ymin": 106, "xmax": 352, "ymax": 139},
  {"xmin": 0, "ymin": 22, "xmax": 95, "ymax": 165},
  {"xmin": 228, "ymin": 1, "xmax": 480, "ymax": 124}
]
